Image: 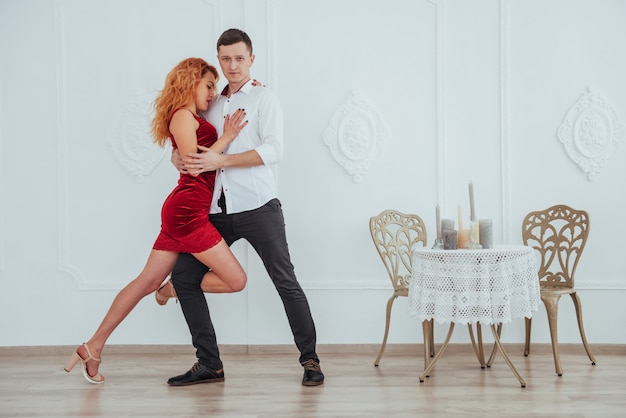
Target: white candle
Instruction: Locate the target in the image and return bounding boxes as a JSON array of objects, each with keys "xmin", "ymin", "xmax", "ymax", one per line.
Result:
[
  {"xmin": 436, "ymin": 204, "xmax": 441, "ymax": 241},
  {"xmin": 457, "ymin": 204, "xmax": 463, "ymax": 230},
  {"xmin": 469, "ymin": 181, "xmax": 476, "ymax": 221}
]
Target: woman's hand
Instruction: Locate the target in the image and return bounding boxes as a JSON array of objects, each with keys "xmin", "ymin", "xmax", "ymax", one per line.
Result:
[
  {"xmin": 180, "ymin": 107, "xmax": 250, "ymax": 175},
  {"xmin": 223, "ymin": 108, "xmax": 248, "ymax": 142}
]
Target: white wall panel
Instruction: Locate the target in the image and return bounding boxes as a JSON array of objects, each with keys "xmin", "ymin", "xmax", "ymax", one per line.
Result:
[
  {"xmin": 1, "ymin": 0, "xmax": 624, "ymax": 348},
  {"xmin": 55, "ymin": 0, "xmax": 223, "ymax": 290},
  {"xmin": 507, "ymin": 0, "xmax": 626, "ymax": 292}
]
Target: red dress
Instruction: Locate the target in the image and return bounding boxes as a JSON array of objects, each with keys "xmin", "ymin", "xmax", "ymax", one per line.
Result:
[{"xmin": 153, "ymin": 110, "xmax": 222, "ymax": 253}]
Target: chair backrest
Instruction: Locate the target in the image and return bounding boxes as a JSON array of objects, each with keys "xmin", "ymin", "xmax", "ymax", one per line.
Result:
[
  {"xmin": 522, "ymin": 204, "xmax": 589, "ymax": 290},
  {"xmin": 369, "ymin": 210, "xmax": 428, "ymax": 293}
]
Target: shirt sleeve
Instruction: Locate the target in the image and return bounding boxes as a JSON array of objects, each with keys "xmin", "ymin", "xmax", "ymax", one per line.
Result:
[{"xmin": 254, "ymin": 91, "xmax": 284, "ymax": 166}]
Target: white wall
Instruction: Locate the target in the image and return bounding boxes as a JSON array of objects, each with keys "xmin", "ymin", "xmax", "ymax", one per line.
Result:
[{"xmin": 1, "ymin": 0, "xmax": 625, "ymax": 348}]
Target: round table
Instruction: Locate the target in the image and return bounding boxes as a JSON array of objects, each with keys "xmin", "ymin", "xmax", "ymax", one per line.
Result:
[{"xmin": 408, "ymin": 245, "xmax": 540, "ymax": 387}]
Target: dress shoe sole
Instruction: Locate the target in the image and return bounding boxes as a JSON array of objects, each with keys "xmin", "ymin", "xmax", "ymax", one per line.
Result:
[
  {"xmin": 168, "ymin": 377, "xmax": 225, "ymax": 386},
  {"xmin": 302, "ymin": 380, "xmax": 324, "ymax": 386}
]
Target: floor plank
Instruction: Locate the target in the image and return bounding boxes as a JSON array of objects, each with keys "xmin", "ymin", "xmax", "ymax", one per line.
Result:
[{"xmin": 0, "ymin": 344, "xmax": 624, "ymax": 417}]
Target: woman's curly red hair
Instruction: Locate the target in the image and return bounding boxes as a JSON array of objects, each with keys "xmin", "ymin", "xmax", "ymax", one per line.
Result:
[{"xmin": 151, "ymin": 58, "xmax": 219, "ymax": 147}]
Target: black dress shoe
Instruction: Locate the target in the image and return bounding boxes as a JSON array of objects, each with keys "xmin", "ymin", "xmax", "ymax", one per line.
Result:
[
  {"xmin": 167, "ymin": 362, "xmax": 225, "ymax": 386},
  {"xmin": 301, "ymin": 359, "xmax": 324, "ymax": 386}
]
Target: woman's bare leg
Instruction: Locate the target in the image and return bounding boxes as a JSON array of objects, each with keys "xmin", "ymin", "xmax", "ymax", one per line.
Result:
[
  {"xmin": 78, "ymin": 250, "xmax": 178, "ymax": 377},
  {"xmin": 154, "ymin": 240, "xmax": 247, "ymax": 301},
  {"xmin": 193, "ymin": 239, "xmax": 247, "ymax": 293}
]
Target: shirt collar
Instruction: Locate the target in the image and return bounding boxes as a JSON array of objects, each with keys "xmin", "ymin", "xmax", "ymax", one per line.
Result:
[{"xmin": 220, "ymin": 79, "xmax": 254, "ymax": 97}]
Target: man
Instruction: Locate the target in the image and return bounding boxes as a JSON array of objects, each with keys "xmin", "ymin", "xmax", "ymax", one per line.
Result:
[{"xmin": 167, "ymin": 28, "xmax": 324, "ymax": 387}]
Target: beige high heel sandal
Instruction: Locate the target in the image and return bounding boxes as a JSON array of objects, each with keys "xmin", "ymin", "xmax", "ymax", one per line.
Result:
[
  {"xmin": 64, "ymin": 343, "xmax": 104, "ymax": 384},
  {"xmin": 155, "ymin": 278, "xmax": 177, "ymax": 306}
]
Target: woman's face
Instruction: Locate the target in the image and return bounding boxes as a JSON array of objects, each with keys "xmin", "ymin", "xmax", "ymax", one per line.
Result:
[{"xmin": 194, "ymin": 71, "xmax": 217, "ymax": 112}]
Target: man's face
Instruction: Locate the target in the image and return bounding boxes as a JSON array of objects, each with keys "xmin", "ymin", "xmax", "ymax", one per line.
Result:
[{"xmin": 217, "ymin": 41, "xmax": 255, "ymax": 86}]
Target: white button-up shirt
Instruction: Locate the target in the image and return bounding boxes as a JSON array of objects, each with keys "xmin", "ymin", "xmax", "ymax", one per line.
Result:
[{"xmin": 203, "ymin": 80, "xmax": 284, "ymax": 214}]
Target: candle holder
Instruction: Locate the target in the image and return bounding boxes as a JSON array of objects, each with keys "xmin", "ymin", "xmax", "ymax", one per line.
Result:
[
  {"xmin": 432, "ymin": 238, "xmax": 444, "ymax": 249},
  {"xmin": 466, "ymin": 219, "xmax": 483, "ymax": 249}
]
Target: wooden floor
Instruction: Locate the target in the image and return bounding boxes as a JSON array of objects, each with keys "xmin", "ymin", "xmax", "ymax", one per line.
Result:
[{"xmin": 0, "ymin": 344, "xmax": 624, "ymax": 417}]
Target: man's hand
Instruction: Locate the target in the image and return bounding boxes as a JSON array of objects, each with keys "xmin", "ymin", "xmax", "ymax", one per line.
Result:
[
  {"xmin": 183, "ymin": 145, "xmax": 224, "ymax": 175},
  {"xmin": 171, "ymin": 149, "xmax": 188, "ymax": 174}
]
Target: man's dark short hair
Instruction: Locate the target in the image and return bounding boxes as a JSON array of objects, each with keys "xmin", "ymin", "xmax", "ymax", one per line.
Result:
[{"xmin": 217, "ymin": 28, "xmax": 253, "ymax": 54}]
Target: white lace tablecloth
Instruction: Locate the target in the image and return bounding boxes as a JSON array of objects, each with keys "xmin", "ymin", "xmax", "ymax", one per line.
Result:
[{"xmin": 408, "ymin": 245, "xmax": 540, "ymax": 325}]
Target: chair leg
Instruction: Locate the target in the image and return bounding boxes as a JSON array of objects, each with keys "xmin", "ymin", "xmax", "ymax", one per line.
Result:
[
  {"xmin": 374, "ymin": 295, "xmax": 397, "ymax": 366},
  {"xmin": 542, "ymin": 293, "xmax": 563, "ymax": 376},
  {"xmin": 523, "ymin": 317, "xmax": 532, "ymax": 356},
  {"xmin": 570, "ymin": 292, "xmax": 597, "ymax": 365},
  {"xmin": 419, "ymin": 323, "xmax": 455, "ymax": 382}
]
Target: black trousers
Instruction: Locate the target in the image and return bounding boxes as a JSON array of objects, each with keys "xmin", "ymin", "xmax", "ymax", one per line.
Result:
[{"xmin": 171, "ymin": 199, "xmax": 319, "ymax": 370}]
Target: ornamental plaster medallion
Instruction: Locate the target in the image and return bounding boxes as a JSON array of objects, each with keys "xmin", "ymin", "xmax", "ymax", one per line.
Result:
[
  {"xmin": 323, "ymin": 91, "xmax": 390, "ymax": 183},
  {"xmin": 557, "ymin": 87, "xmax": 623, "ymax": 181},
  {"xmin": 107, "ymin": 92, "xmax": 169, "ymax": 183}
]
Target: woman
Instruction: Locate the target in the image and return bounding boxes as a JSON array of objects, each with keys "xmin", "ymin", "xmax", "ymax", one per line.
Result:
[{"xmin": 64, "ymin": 58, "xmax": 248, "ymax": 384}]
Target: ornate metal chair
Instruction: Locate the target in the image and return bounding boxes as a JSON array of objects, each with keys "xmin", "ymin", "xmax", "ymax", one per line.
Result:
[
  {"xmin": 522, "ymin": 204, "xmax": 597, "ymax": 376},
  {"xmin": 369, "ymin": 209, "xmax": 433, "ymax": 366}
]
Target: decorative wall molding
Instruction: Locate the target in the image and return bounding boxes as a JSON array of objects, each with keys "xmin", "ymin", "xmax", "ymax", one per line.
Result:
[
  {"xmin": 500, "ymin": 0, "xmax": 512, "ymax": 244},
  {"xmin": 266, "ymin": 0, "xmax": 277, "ymax": 90},
  {"xmin": 0, "ymin": 67, "xmax": 4, "ymax": 272},
  {"xmin": 323, "ymin": 91, "xmax": 390, "ymax": 183},
  {"xmin": 428, "ymin": 0, "xmax": 446, "ymax": 207},
  {"xmin": 557, "ymin": 86, "xmax": 623, "ymax": 181},
  {"xmin": 106, "ymin": 91, "xmax": 169, "ymax": 183},
  {"xmin": 55, "ymin": 0, "xmax": 81, "ymax": 288}
]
